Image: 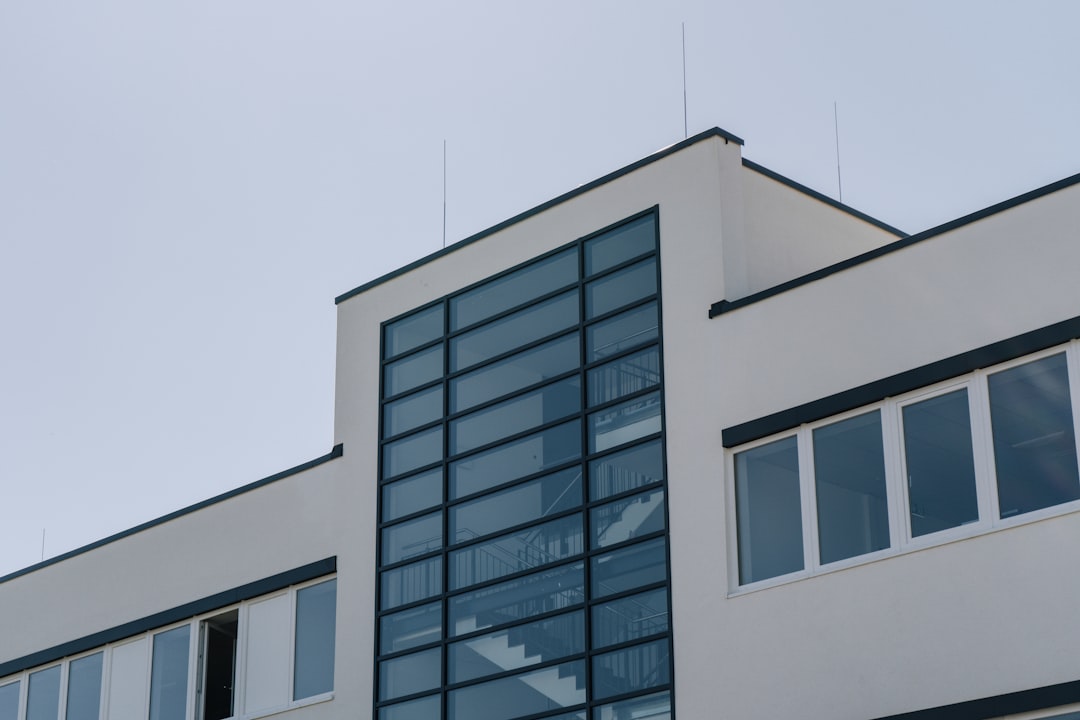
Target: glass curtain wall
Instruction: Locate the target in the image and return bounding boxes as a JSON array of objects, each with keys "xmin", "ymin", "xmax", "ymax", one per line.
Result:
[{"xmin": 376, "ymin": 211, "xmax": 673, "ymax": 720}]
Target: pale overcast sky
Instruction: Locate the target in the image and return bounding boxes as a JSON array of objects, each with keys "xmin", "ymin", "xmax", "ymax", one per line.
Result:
[{"xmin": 2, "ymin": 0, "xmax": 1079, "ymax": 577}]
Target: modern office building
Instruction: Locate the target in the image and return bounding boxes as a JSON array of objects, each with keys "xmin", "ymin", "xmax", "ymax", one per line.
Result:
[{"xmin": 4, "ymin": 127, "xmax": 1080, "ymax": 720}]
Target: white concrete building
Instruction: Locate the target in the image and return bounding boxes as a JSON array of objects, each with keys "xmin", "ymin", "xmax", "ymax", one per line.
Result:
[{"xmin": 4, "ymin": 127, "xmax": 1080, "ymax": 720}]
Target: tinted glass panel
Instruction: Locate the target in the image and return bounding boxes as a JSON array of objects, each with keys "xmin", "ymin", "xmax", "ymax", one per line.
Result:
[
  {"xmin": 989, "ymin": 353, "xmax": 1080, "ymax": 518},
  {"xmin": 379, "ymin": 648, "xmax": 440, "ymax": 701},
  {"xmin": 591, "ymin": 538, "xmax": 667, "ymax": 599},
  {"xmin": 451, "ymin": 248, "xmax": 578, "ymax": 331},
  {"xmin": 592, "ymin": 690, "xmax": 671, "ymax": 720},
  {"xmin": 585, "ymin": 258, "xmax": 657, "ymax": 319},
  {"xmin": 814, "ymin": 411, "xmax": 890, "ymax": 565},
  {"xmin": 451, "ymin": 377, "xmax": 581, "ymax": 455},
  {"xmin": 384, "ymin": 386, "xmax": 442, "ymax": 439},
  {"xmin": 449, "ymin": 562, "xmax": 585, "ymax": 637},
  {"xmin": 447, "ymin": 661, "xmax": 585, "ymax": 720},
  {"xmin": 450, "ymin": 468, "xmax": 582, "ymax": 544},
  {"xmin": 27, "ymin": 667, "xmax": 60, "ymax": 720},
  {"xmin": 0, "ymin": 683, "xmax": 19, "ymax": 720},
  {"xmin": 587, "ymin": 302, "xmax": 658, "ymax": 362},
  {"xmin": 384, "ymin": 345, "xmax": 442, "ymax": 398},
  {"xmin": 66, "ymin": 654, "xmax": 104, "ymax": 720},
  {"xmin": 449, "ymin": 611, "xmax": 585, "ymax": 683},
  {"xmin": 385, "ymin": 305, "xmax": 443, "ymax": 359},
  {"xmin": 294, "ymin": 579, "xmax": 336, "ymax": 700},
  {"xmin": 591, "ymin": 489, "xmax": 665, "ymax": 548},
  {"xmin": 381, "ymin": 556, "xmax": 442, "ymax": 610},
  {"xmin": 378, "ymin": 695, "xmax": 441, "ymax": 720},
  {"xmin": 584, "ymin": 216, "xmax": 656, "ymax": 276},
  {"xmin": 589, "ymin": 391, "xmax": 662, "ymax": 453},
  {"xmin": 589, "ymin": 440, "xmax": 664, "ymax": 501},
  {"xmin": 380, "ymin": 602, "xmax": 442, "ymax": 655},
  {"xmin": 902, "ymin": 389, "xmax": 980, "ymax": 537},
  {"xmin": 451, "ymin": 291, "xmax": 579, "ymax": 372},
  {"xmin": 587, "ymin": 346, "xmax": 660, "ymax": 407},
  {"xmin": 451, "ymin": 334, "xmax": 579, "ymax": 413},
  {"xmin": 592, "ymin": 638, "xmax": 669, "ymax": 700},
  {"xmin": 735, "ymin": 436, "xmax": 803, "ymax": 584},
  {"xmin": 450, "ymin": 421, "xmax": 581, "ymax": 499},
  {"xmin": 383, "ymin": 512, "xmax": 443, "ymax": 565},
  {"xmin": 450, "ymin": 514, "xmax": 584, "ymax": 590},
  {"xmin": 383, "ymin": 426, "xmax": 442, "ymax": 480},
  {"xmin": 149, "ymin": 626, "xmax": 189, "ymax": 720},
  {"xmin": 592, "ymin": 588, "xmax": 669, "ymax": 649},
  {"xmin": 382, "ymin": 469, "xmax": 442, "ymax": 522}
]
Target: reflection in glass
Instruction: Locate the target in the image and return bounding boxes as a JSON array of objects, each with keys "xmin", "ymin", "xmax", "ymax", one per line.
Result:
[
  {"xmin": 451, "ymin": 248, "xmax": 578, "ymax": 331},
  {"xmin": 589, "ymin": 440, "xmax": 664, "ymax": 501},
  {"xmin": 591, "ymin": 489, "xmax": 665, "ymax": 548},
  {"xmin": 381, "ymin": 556, "xmax": 443, "ymax": 610},
  {"xmin": 378, "ymin": 695, "xmax": 441, "ymax": 720},
  {"xmin": 989, "ymin": 353, "xmax": 1080, "ymax": 518},
  {"xmin": 587, "ymin": 302, "xmax": 658, "ymax": 362},
  {"xmin": 814, "ymin": 411, "xmax": 890, "ymax": 565},
  {"xmin": 382, "ymin": 470, "xmax": 442, "ymax": 522},
  {"xmin": 383, "ymin": 426, "xmax": 442, "ymax": 480},
  {"xmin": 592, "ymin": 690, "xmax": 671, "ymax": 720},
  {"xmin": 451, "ymin": 334, "xmax": 579, "ymax": 413},
  {"xmin": 385, "ymin": 305, "xmax": 443, "ymax": 359},
  {"xmin": 450, "ymin": 421, "xmax": 581, "ymax": 499},
  {"xmin": 589, "ymin": 392, "xmax": 662, "ymax": 453},
  {"xmin": 584, "ymin": 215, "xmax": 656, "ymax": 276},
  {"xmin": 450, "ymin": 514, "xmax": 583, "ymax": 590},
  {"xmin": 294, "ymin": 579, "xmax": 336, "ymax": 700},
  {"xmin": 588, "ymin": 346, "xmax": 660, "ymax": 407},
  {"xmin": 379, "ymin": 649, "xmax": 440, "ymax": 701},
  {"xmin": 591, "ymin": 538, "xmax": 667, "ymax": 598},
  {"xmin": 383, "ymin": 385, "xmax": 442, "ymax": 439},
  {"xmin": 592, "ymin": 588, "xmax": 669, "ymax": 649},
  {"xmin": 449, "ymin": 562, "xmax": 585, "ymax": 637},
  {"xmin": 27, "ymin": 667, "xmax": 61, "ymax": 720},
  {"xmin": 592, "ymin": 638, "xmax": 669, "ymax": 699},
  {"xmin": 735, "ymin": 437, "xmax": 803, "ymax": 584},
  {"xmin": 902, "ymin": 390, "xmax": 979, "ymax": 537},
  {"xmin": 450, "ymin": 377, "xmax": 581, "ymax": 455},
  {"xmin": 66, "ymin": 654, "xmax": 104, "ymax": 720},
  {"xmin": 0, "ymin": 682, "xmax": 19, "ymax": 720},
  {"xmin": 449, "ymin": 611, "xmax": 584, "ymax": 683},
  {"xmin": 586, "ymin": 258, "xmax": 657, "ymax": 319},
  {"xmin": 381, "ymin": 602, "xmax": 442, "ymax": 655},
  {"xmin": 384, "ymin": 345, "xmax": 442, "ymax": 398},
  {"xmin": 447, "ymin": 661, "xmax": 586, "ymax": 720},
  {"xmin": 450, "ymin": 291, "xmax": 579, "ymax": 372},
  {"xmin": 383, "ymin": 512, "xmax": 443, "ymax": 565},
  {"xmin": 450, "ymin": 468, "xmax": 582, "ymax": 543},
  {"xmin": 150, "ymin": 626, "xmax": 190, "ymax": 720}
]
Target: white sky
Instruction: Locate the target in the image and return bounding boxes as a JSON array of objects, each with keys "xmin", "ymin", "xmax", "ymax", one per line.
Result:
[{"xmin": 2, "ymin": 0, "xmax": 1079, "ymax": 578}]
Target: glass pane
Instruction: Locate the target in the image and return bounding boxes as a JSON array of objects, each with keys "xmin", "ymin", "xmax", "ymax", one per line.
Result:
[
  {"xmin": 589, "ymin": 392, "xmax": 662, "ymax": 453},
  {"xmin": 294, "ymin": 579, "xmax": 336, "ymax": 700},
  {"xmin": 451, "ymin": 291, "xmax": 579, "ymax": 372},
  {"xmin": 149, "ymin": 626, "xmax": 190, "ymax": 720},
  {"xmin": 814, "ymin": 411, "xmax": 890, "ymax": 565},
  {"xmin": 592, "ymin": 690, "xmax": 670, "ymax": 720},
  {"xmin": 587, "ymin": 302, "xmax": 658, "ymax": 362},
  {"xmin": 587, "ymin": 346, "xmax": 660, "ymax": 407},
  {"xmin": 378, "ymin": 695, "xmax": 441, "ymax": 720},
  {"xmin": 735, "ymin": 436, "xmax": 803, "ymax": 584},
  {"xmin": 385, "ymin": 305, "xmax": 443, "ymax": 359},
  {"xmin": 591, "ymin": 489, "xmax": 665, "ymax": 548},
  {"xmin": 379, "ymin": 648, "xmax": 440, "ymax": 701},
  {"xmin": 447, "ymin": 661, "xmax": 585, "ymax": 720},
  {"xmin": 0, "ymin": 682, "xmax": 19, "ymax": 720},
  {"xmin": 451, "ymin": 248, "xmax": 578, "ymax": 331},
  {"xmin": 66, "ymin": 654, "xmax": 104, "ymax": 720},
  {"xmin": 451, "ymin": 377, "xmax": 581, "ymax": 455},
  {"xmin": 27, "ymin": 667, "xmax": 61, "ymax": 720},
  {"xmin": 592, "ymin": 588, "xmax": 669, "ymax": 649},
  {"xmin": 584, "ymin": 215, "xmax": 656, "ymax": 276},
  {"xmin": 902, "ymin": 389, "xmax": 979, "ymax": 537},
  {"xmin": 384, "ymin": 386, "xmax": 442, "ymax": 439},
  {"xmin": 450, "ymin": 468, "xmax": 582, "ymax": 544},
  {"xmin": 451, "ymin": 514, "xmax": 584, "ymax": 590},
  {"xmin": 989, "ymin": 353, "xmax": 1080, "ymax": 518},
  {"xmin": 449, "ymin": 562, "xmax": 585, "ymax": 637},
  {"xmin": 449, "ymin": 611, "xmax": 585, "ymax": 683},
  {"xmin": 384, "ymin": 345, "xmax": 442, "ymax": 398},
  {"xmin": 585, "ymin": 258, "xmax": 657, "ymax": 319},
  {"xmin": 450, "ymin": 420, "xmax": 581, "ymax": 499},
  {"xmin": 381, "ymin": 556, "xmax": 443, "ymax": 610},
  {"xmin": 451, "ymin": 334, "xmax": 580, "ymax": 413},
  {"xmin": 201, "ymin": 612, "xmax": 237, "ymax": 720},
  {"xmin": 382, "ymin": 469, "xmax": 442, "ymax": 522},
  {"xmin": 383, "ymin": 512, "xmax": 443, "ymax": 565},
  {"xmin": 589, "ymin": 440, "xmax": 664, "ymax": 501},
  {"xmin": 592, "ymin": 638, "xmax": 669, "ymax": 700},
  {"xmin": 383, "ymin": 426, "xmax": 442, "ymax": 480},
  {"xmin": 380, "ymin": 602, "xmax": 442, "ymax": 655},
  {"xmin": 591, "ymin": 538, "xmax": 666, "ymax": 599}
]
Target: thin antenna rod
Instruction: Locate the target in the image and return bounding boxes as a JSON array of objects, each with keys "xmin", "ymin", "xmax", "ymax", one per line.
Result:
[
  {"xmin": 442, "ymin": 140, "xmax": 447, "ymax": 249},
  {"xmin": 40, "ymin": 528, "xmax": 45, "ymax": 562},
  {"xmin": 833, "ymin": 101, "xmax": 843, "ymax": 203},
  {"xmin": 681, "ymin": 23, "xmax": 688, "ymax": 139}
]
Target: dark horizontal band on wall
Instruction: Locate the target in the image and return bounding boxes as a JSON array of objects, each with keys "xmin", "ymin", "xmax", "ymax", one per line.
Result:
[
  {"xmin": 334, "ymin": 126, "xmax": 744, "ymax": 305},
  {"xmin": 722, "ymin": 314, "xmax": 1080, "ymax": 448},
  {"xmin": 873, "ymin": 678, "xmax": 1080, "ymax": 720},
  {"xmin": 0, "ymin": 444, "xmax": 343, "ymax": 587},
  {"xmin": 709, "ymin": 169, "xmax": 1080, "ymax": 318},
  {"xmin": 0, "ymin": 557, "xmax": 337, "ymax": 678}
]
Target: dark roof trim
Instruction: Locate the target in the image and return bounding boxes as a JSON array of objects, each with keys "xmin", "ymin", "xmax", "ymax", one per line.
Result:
[
  {"xmin": 722, "ymin": 314, "xmax": 1080, "ymax": 447},
  {"xmin": 0, "ymin": 557, "xmax": 336, "ymax": 678},
  {"xmin": 873, "ymin": 679, "xmax": 1080, "ymax": 720},
  {"xmin": 335, "ymin": 126, "xmax": 745, "ymax": 305},
  {"xmin": 710, "ymin": 169, "xmax": 1080, "ymax": 318},
  {"xmin": 742, "ymin": 158, "xmax": 908, "ymax": 237},
  {"xmin": 0, "ymin": 444, "xmax": 343, "ymax": 586}
]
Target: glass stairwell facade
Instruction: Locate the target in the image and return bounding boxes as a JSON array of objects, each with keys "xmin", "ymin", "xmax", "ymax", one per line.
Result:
[{"xmin": 375, "ymin": 210, "xmax": 674, "ymax": 720}]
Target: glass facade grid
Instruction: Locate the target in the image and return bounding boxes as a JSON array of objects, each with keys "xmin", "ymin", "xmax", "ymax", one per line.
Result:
[{"xmin": 374, "ymin": 210, "xmax": 673, "ymax": 720}]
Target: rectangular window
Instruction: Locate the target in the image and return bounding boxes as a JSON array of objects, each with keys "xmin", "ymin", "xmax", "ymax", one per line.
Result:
[
  {"xmin": 27, "ymin": 667, "xmax": 60, "ymax": 720},
  {"xmin": 591, "ymin": 538, "xmax": 667, "ymax": 599},
  {"xmin": 378, "ymin": 695, "xmax": 441, "ymax": 720},
  {"xmin": 589, "ymin": 440, "xmax": 664, "ymax": 501},
  {"xmin": 449, "ymin": 514, "xmax": 584, "ymax": 590},
  {"xmin": 590, "ymin": 489, "xmax": 665, "ymax": 548},
  {"xmin": 383, "ymin": 427, "xmax": 442, "ymax": 480},
  {"xmin": 149, "ymin": 627, "xmax": 190, "ymax": 720},
  {"xmin": 449, "ymin": 467, "xmax": 582, "ymax": 544},
  {"xmin": 447, "ymin": 661, "xmax": 586, "ymax": 720},
  {"xmin": 734, "ymin": 436, "xmax": 803, "ymax": 584},
  {"xmin": 384, "ymin": 305, "xmax": 442, "ymax": 359},
  {"xmin": 384, "ymin": 345, "xmax": 442, "ymax": 399},
  {"xmin": 381, "ymin": 557, "xmax": 443, "ymax": 610},
  {"xmin": 65, "ymin": 654, "xmax": 103, "ymax": 720},
  {"xmin": 0, "ymin": 682, "xmax": 19, "ymax": 720},
  {"xmin": 449, "ymin": 420, "xmax": 581, "ymax": 500},
  {"xmin": 448, "ymin": 562, "xmax": 585, "ymax": 637},
  {"xmin": 450, "ymin": 291, "xmax": 579, "ymax": 372},
  {"xmin": 293, "ymin": 579, "xmax": 337, "ymax": 701},
  {"xmin": 587, "ymin": 346, "xmax": 660, "ymax": 407},
  {"xmin": 591, "ymin": 638, "xmax": 669, "ymax": 700},
  {"xmin": 585, "ymin": 257, "xmax": 657, "ymax": 319},
  {"xmin": 450, "ymin": 333, "xmax": 579, "ymax": 414},
  {"xmin": 586, "ymin": 302, "xmax": 658, "ymax": 362},
  {"xmin": 449, "ymin": 376, "xmax": 581, "ymax": 455},
  {"xmin": 584, "ymin": 215, "xmax": 656, "ymax": 276},
  {"xmin": 378, "ymin": 649, "xmax": 440, "ymax": 702},
  {"xmin": 448, "ymin": 611, "xmax": 584, "ymax": 684},
  {"xmin": 198, "ymin": 612, "xmax": 237, "ymax": 720},
  {"xmin": 592, "ymin": 691, "xmax": 670, "ymax": 720},
  {"xmin": 382, "ymin": 512, "xmax": 442, "ymax": 565},
  {"xmin": 243, "ymin": 596, "xmax": 291, "ymax": 713},
  {"xmin": 383, "ymin": 386, "xmax": 442, "ymax": 439},
  {"xmin": 589, "ymin": 391, "xmax": 662, "ymax": 453},
  {"xmin": 591, "ymin": 588, "xmax": 669, "ymax": 649},
  {"xmin": 382, "ymin": 469, "xmax": 442, "ymax": 523},
  {"xmin": 450, "ymin": 247, "xmax": 577, "ymax": 331},
  {"xmin": 380, "ymin": 602, "xmax": 442, "ymax": 655},
  {"xmin": 106, "ymin": 639, "xmax": 149, "ymax": 720}
]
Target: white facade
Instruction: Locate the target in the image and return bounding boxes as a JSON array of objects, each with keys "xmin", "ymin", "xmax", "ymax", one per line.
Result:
[{"xmin": 4, "ymin": 128, "xmax": 1080, "ymax": 720}]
